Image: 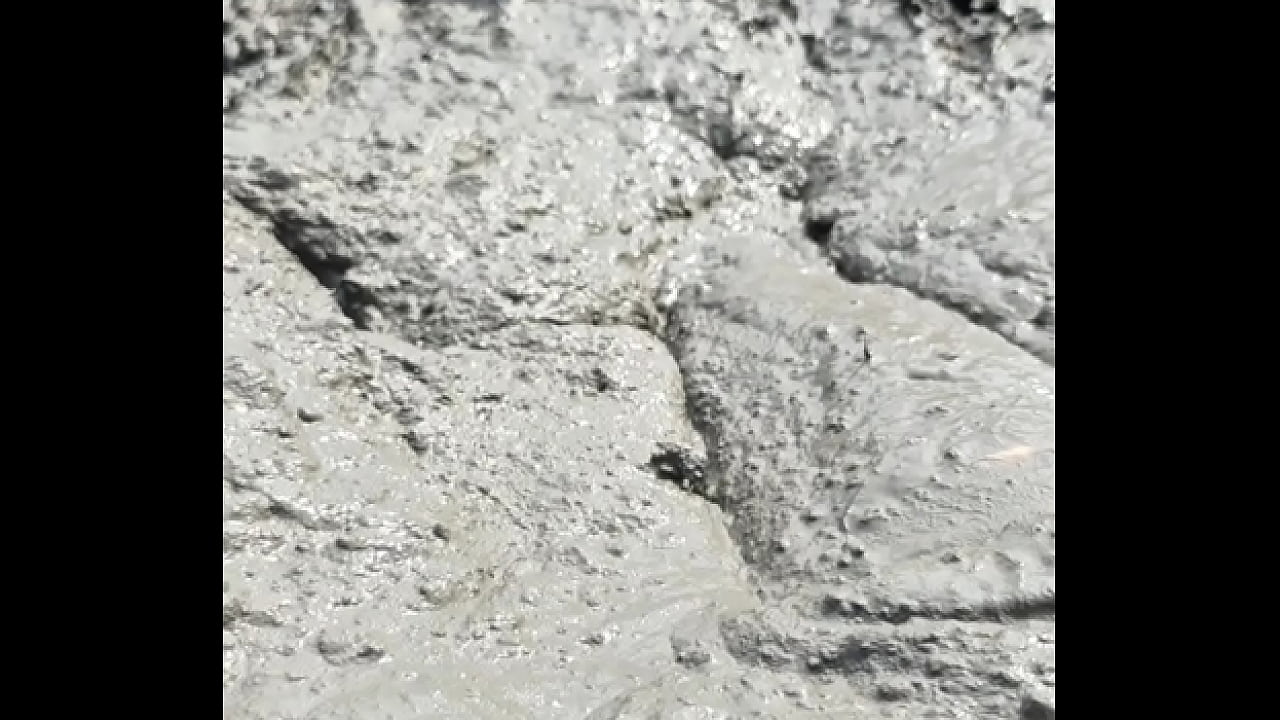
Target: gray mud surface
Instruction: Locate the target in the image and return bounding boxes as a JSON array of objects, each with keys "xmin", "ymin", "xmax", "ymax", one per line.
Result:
[{"xmin": 224, "ymin": 1, "xmax": 1054, "ymax": 717}]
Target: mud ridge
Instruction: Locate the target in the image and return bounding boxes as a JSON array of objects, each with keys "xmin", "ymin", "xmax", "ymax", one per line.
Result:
[{"xmin": 822, "ymin": 589, "xmax": 1056, "ymax": 624}]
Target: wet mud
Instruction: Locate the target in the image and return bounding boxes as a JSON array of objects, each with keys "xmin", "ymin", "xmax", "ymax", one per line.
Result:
[{"xmin": 224, "ymin": 1, "xmax": 1055, "ymax": 717}]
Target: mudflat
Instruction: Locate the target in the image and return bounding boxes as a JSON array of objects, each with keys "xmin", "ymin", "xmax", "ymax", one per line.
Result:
[{"xmin": 223, "ymin": 1, "xmax": 1055, "ymax": 717}]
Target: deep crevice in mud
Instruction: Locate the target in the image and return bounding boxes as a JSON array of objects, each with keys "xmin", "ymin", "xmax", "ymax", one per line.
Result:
[
  {"xmin": 650, "ymin": 299, "xmax": 735, "ymax": 513},
  {"xmin": 269, "ymin": 221, "xmax": 382, "ymax": 332},
  {"xmin": 229, "ymin": 193, "xmax": 385, "ymax": 331},
  {"xmin": 269, "ymin": 219, "xmax": 355, "ymax": 290}
]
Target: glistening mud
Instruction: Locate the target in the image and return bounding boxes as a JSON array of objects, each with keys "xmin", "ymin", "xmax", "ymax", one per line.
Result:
[{"xmin": 224, "ymin": 1, "xmax": 1055, "ymax": 717}]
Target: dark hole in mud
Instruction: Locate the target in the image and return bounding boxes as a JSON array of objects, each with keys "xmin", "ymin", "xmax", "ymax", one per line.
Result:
[
  {"xmin": 646, "ymin": 443, "xmax": 708, "ymax": 495},
  {"xmin": 948, "ymin": 0, "xmax": 998, "ymax": 15},
  {"xmin": 741, "ymin": 17, "xmax": 779, "ymax": 36},
  {"xmin": 225, "ymin": 46, "xmax": 266, "ymax": 74},
  {"xmin": 799, "ymin": 34, "xmax": 827, "ymax": 70},
  {"xmin": 353, "ymin": 174, "xmax": 381, "ymax": 192},
  {"xmin": 589, "ymin": 367, "xmax": 617, "ymax": 392},
  {"xmin": 804, "ymin": 217, "xmax": 835, "ymax": 245},
  {"xmin": 708, "ymin": 122, "xmax": 742, "ymax": 161}
]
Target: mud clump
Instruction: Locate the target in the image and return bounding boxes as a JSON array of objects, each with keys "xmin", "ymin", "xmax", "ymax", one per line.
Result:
[{"xmin": 798, "ymin": 0, "xmax": 1056, "ymax": 363}]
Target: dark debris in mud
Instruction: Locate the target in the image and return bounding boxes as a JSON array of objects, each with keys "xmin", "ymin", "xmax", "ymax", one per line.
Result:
[{"xmin": 645, "ymin": 442, "xmax": 710, "ymax": 496}]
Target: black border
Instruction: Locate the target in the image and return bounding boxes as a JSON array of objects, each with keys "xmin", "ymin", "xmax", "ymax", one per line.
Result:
[
  {"xmin": 36, "ymin": 1, "xmax": 212, "ymax": 705},
  {"xmin": 1069, "ymin": 3, "xmax": 1192, "ymax": 714}
]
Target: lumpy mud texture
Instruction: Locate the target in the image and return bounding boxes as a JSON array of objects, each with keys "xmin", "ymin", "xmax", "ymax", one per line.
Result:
[{"xmin": 224, "ymin": 1, "xmax": 1054, "ymax": 717}]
